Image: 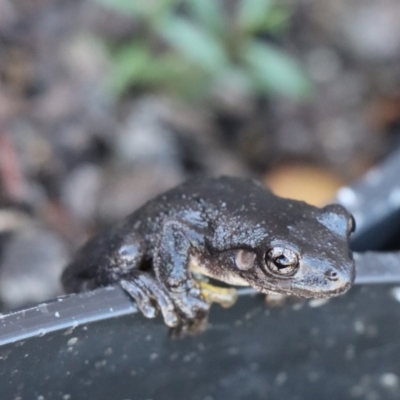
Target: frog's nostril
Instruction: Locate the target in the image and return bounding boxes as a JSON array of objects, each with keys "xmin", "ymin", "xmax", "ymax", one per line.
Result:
[{"xmin": 325, "ymin": 270, "xmax": 339, "ymax": 281}]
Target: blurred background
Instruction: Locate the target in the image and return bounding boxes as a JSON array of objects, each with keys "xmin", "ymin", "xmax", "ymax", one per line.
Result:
[{"xmin": 0, "ymin": 0, "xmax": 400, "ymax": 311}]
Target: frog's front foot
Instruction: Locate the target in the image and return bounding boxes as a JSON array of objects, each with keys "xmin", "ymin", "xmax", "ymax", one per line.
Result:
[
  {"xmin": 120, "ymin": 273, "xmax": 210, "ymax": 335},
  {"xmin": 120, "ymin": 273, "xmax": 179, "ymax": 328},
  {"xmin": 169, "ymin": 285, "xmax": 210, "ymax": 336}
]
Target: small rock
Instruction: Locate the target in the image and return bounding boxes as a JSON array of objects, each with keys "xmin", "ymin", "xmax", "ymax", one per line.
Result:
[
  {"xmin": 264, "ymin": 164, "xmax": 344, "ymax": 206},
  {"xmin": 0, "ymin": 214, "xmax": 69, "ymax": 310}
]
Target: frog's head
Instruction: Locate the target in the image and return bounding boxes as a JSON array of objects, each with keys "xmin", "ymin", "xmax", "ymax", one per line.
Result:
[
  {"xmin": 194, "ymin": 202, "xmax": 356, "ymax": 299},
  {"xmin": 237, "ymin": 203, "xmax": 356, "ymax": 298}
]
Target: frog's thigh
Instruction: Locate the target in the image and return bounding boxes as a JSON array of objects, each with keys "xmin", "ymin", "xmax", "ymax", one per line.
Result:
[{"xmin": 114, "ymin": 231, "xmax": 147, "ymax": 274}]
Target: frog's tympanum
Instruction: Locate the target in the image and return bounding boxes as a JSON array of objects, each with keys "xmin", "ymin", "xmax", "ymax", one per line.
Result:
[{"xmin": 62, "ymin": 176, "xmax": 356, "ymax": 334}]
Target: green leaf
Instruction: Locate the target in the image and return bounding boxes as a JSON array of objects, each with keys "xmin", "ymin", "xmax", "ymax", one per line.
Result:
[
  {"xmin": 187, "ymin": 0, "xmax": 226, "ymax": 36},
  {"xmin": 95, "ymin": 0, "xmax": 143, "ymax": 16},
  {"xmin": 108, "ymin": 41, "xmax": 212, "ymax": 99},
  {"xmin": 156, "ymin": 16, "xmax": 229, "ymax": 74},
  {"xmin": 95, "ymin": 0, "xmax": 179, "ymax": 19},
  {"xmin": 238, "ymin": 0, "xmax": 273, "ymax": 31},
  {"xmin": 242, "ymin": 40, "xmax": 312, "ymax": 99},
  {"xmin": 262, "ymin": 7, "xmax": 290, "ymax": 33},
  {"xmin": 109, "ymin": 43, "xmax": 154, "ymax": 94}
]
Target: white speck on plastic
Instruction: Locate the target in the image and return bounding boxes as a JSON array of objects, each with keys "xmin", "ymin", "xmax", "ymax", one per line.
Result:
[
  {"xmin": 67, "ymin": 337, "xmax": 78, "ymax": 346},
  {"xmin": 308, "ymin": 371, "xmax": 320, "ymax": 382},
  {"xmin": 38, "ymin": 329, "xmax": 46, "ymax": 337},
  {"xmin": 250, "ymin": 362, "xmax": 259, "ymax": 371},
  {"xmin": 63, "ymin": 395, "xmax": 71, "ymax": 400},
  {"xmin": 354, "ymin": 320, "xmax": 365, "ymax": 334},
  {"xmin": 150, "ymin": 353, "xmax": 158, "ymax": 361},
  {"xmin": 380, "ymin": 373, "xmax": 399, "ymax": 388},
  {"xmin": 275, "ymin": 372, "xmax": 287, "ymax": 385},
  {"xmin": 104, "ymin": 347, "xmax": 113, "ymax": 356},
  {"xmin": 336, "ymin": 187, "xmax": 359, "ymax": 207},
  {"xmin": 308, "ymin": 298, "xmax": 329, "ymax": 308},
  {"xmin": 55, "ymin": 312, "xmax": 60, "ymax": 318},
  {"xmin": 64, "ymin": 321, "xmax": 79, "ymax": 336},
  {"xmin": 38, "ymin": 303, "xmax": 48, "ymax": 314},
  {"xmin": 95, "ymin": 360, "xmax": 107, "ymax": 368},
  {"xmin": 345, "ymin": 345, "xmax": 355, "ymax": 360}
]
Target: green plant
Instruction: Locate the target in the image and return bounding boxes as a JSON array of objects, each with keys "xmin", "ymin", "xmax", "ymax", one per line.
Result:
[{"xmin": 97, "ymin": 0, "xmax": 311, "ymax": 101}]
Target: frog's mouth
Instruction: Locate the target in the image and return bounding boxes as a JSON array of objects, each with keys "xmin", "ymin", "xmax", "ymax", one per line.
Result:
[
  {"xmin": 291, "ymin": 278, "xmax": 353, "ymax": 299},
  {"xmin": 189, "ymin": 258, "xmax": 240, "ymax": 308},
  {"xmin": 288, "ymin": 267, "xmax": 355, "ymax": 299}
]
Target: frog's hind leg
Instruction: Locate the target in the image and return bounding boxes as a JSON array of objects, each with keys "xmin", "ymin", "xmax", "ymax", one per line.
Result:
[
  {"xmin": 120, "ymin": 273, "xmax": 179, "ymax": 328},
  {"xmin": 62, "ymin": 231, "xmax": 147, "ymax": 293}
]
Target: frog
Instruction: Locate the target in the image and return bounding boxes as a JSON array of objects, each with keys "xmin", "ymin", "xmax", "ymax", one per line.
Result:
[{"xmin": 61, "ymin": 176, "xmax": 356, "ymax": 335}]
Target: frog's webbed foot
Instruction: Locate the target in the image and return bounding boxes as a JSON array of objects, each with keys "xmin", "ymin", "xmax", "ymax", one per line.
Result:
[
  {"xmin": 168, "ymin": 281, "xmax": 238, "ymax": 337},
  {"xmin": 169, "ymin": 284, "xmax": 210, "ymax": 336},
  {"xmin": 120, "ymin": 273, "xmax": 179, "ymax": 328},
  {"xmin": 120, "ymin": 273, "xmax": 210, "ymax": 334}
]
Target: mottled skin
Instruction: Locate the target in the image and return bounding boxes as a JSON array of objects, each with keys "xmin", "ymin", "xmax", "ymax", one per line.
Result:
[{"xmin": 62, "ymin": 176, "xmax": 355, "ymax": 334}]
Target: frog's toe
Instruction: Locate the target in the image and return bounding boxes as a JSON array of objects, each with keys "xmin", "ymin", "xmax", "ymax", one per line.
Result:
[
  {"xmin": 120, "ymin": 279, "xmax": 158, "ymax": 319},
  {"xmin": 136, "ymin": 274, "xmax": 179, "ymax": 327},
  {"xmin": 170, "ymin": 287, "xmax": 210, "ymax": 321},
  {"xmin": 170, "ymin": 308, "xmax": 208, "ymax": 337},
  {"xmin": 120, "ymin": 274, "xmax": 179, "ymax": 327}
]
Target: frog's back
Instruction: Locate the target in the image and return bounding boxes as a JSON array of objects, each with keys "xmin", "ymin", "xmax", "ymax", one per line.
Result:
[
  {"xmin": 133, "ymin": 176, "xmax": 272, "ymax": 217},
  {"xmin": 127, "ymin": 175, "xmax": 277, "ymax": 232}
]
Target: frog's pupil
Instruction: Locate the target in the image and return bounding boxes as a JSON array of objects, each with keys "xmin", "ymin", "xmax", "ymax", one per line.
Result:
[
  {"xmin": 266, "ymin": 247, "xmax": 299, "ymax": 276},
  {"xmin": 275, "ymin": 255, "xmax": 291, "ymax": 267}
]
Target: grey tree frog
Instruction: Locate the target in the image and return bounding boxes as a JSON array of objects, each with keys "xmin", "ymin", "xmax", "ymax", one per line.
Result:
[{"xmin": 62, "ymin": 176, "xmax": 355, "ymax": 334}]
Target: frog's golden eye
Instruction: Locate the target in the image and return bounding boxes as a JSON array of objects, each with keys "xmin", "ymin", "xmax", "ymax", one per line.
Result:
[
  {"xmin": 265, "ymin": 247, "xmax": 299, "ymax": 276},
  {"xmin": 235, "ymin": 250, "xmax": 256, "ymax": 271},
  {"xmin": 348, "ymin": 215, "xmax": 356, "ymax": 235}
]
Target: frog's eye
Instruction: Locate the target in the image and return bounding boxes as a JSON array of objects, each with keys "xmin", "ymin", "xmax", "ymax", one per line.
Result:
[
  {"xmin": 265, "ymin": 247, "xmax": 299, "ymax": 276},
  {"xmin": 235, "ymin": 250, "xmax": 256, "ymax": 271},
  {"xmin": 348, "ymin": 214, "xmax": 356, "ymax": 235}
]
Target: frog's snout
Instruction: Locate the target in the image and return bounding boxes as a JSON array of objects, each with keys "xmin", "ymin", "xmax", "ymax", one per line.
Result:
[
  {"xmin": 324, "ymin": 269, "xmax": 340, "ymax": 281},
  {"xmin": 321, "ymin": 262, "xmax": 355, "ymax": 295},
  {"xmin": 324, "ymin": 267, "xmax": 355, "ymax": 285},
  {"xmin": 290, "ymin": 257, "xmax": 355, "ymax": 298}
]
